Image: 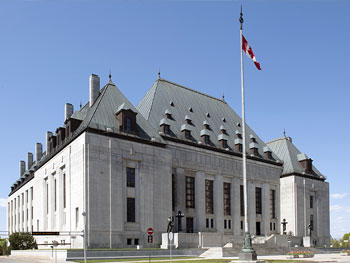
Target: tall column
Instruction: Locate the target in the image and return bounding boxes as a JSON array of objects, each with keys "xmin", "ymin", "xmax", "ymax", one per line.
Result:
[
  {"xmin": 248, "ymin": 181, "xmax": 256, "ymax": 234},
  {"xmin": 175, "ymin": 168, "xmax": 186, "ymax": 213},
  {"xmin": 232, "ymin": 177, "xmax": 241, "ymax": 236},
  {"xmin": 29, "ymin": 188, "xmax": 33, "ymax": 232},
  {"xmin": 195, "ymin": 171, "xmax": 205, "ymax": 232},
  {"xmin": 262, "ymin": 183, "xmax": 270, "ymax": 236},
  {"xmin": 214, "ymin": 174, "xmax": 224, "ymax": 233}
]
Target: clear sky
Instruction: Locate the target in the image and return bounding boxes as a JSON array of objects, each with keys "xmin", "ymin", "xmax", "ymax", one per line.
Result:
[{"xmin": 0, "ymin": 0, "xmax": 349, "ymax": 239}]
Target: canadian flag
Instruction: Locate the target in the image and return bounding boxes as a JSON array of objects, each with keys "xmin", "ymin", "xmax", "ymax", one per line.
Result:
[{"xmin": 242, "ymin": 35, "xmax": 261, "ymax": 70}]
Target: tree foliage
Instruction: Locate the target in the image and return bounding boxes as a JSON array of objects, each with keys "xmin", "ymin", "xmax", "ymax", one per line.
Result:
[{"xmin": 8, "ymin": 232, "xmax": 37, "ymax": 250}]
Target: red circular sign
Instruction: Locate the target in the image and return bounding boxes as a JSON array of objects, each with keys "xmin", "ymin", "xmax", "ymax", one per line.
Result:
[{"xmin": 147, "ymin": 227, "xmax": 154, "ymax": 235}]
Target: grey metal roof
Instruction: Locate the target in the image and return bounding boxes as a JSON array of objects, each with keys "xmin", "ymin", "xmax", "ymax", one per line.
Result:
[
  {"xmin": 137, "ymin": 78, "xmax": 280, "ymax": 161},
  {"xmin": 79, "ymin": 82, "xmax": 164, "ymax": 142},
  {"xmin": 266, "ymin": 136, "xmax": 323, "ymax": 178}
]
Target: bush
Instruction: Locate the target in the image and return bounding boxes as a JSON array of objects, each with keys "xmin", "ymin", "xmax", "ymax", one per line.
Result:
[{"xmin": 8, "ymin": 232, "xmax": 37, "ymax": 250}]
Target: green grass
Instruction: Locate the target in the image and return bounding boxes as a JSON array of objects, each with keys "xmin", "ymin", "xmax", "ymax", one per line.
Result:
[{"xmin": 73, "ymin": 259, "xmax": 311, "ymax": 263}]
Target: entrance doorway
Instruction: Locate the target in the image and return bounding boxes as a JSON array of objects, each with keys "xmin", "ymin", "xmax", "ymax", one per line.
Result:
[{"xmin": 256, "ymin": 222, "xmax": 261, "ymax": 236}]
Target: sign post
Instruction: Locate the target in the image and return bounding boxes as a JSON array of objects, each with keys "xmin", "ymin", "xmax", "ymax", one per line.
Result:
[
  {"xmin": 147, "ymin": 228, "xmax": 154, "ymax": 263},
  {"xmin": 169, "ymin": 232, "xmax": 173, "ymax": 263}
]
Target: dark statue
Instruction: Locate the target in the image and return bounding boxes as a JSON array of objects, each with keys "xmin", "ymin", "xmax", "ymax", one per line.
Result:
[
  {"xmin": 281, "ymin": 218, "xmax": 288, "ymax": 235},
  {"xmin": 167, "ymin": 216, "xmax": 174, "ymax": 233}
]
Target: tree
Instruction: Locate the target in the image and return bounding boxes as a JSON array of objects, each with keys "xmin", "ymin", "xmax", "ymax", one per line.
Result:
[
  {"xmin": 342, "ymin": 232, "xmax": 350, "ymax": 248},
  {"xmin": 8, "ymin": 233, "xmax": 37, "ymax": 250}
]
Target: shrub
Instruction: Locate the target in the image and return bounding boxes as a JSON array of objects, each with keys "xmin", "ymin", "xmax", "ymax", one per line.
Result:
[{"xmin": 8, "ymin": 232, "xmax": 37, "ymax": 250}]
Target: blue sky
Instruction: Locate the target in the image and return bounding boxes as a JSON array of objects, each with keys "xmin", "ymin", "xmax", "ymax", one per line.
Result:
[{"xmin": 0, "ymin": 0, "xmax": 349, "ymax": 239}]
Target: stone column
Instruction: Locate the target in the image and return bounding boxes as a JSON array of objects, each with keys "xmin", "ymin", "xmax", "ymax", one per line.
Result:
[
  {"xmin": 262, "ymin": 183, "xmax": 270, "ymax": 236},
  {"xmin": 214, "ymin": 174, "xmax": 224, "ymax": 233},
  {"xmin": 248, "ymin": 181, "xmax": 256, "ymax": 234},
  {"xmin": 232, "ymin": 177, "xmax": 241, "ymax": 236},
  {"xmin": 29, "ymin": 188, "xmax": 33, "ymax": 232},
  {"xmin": 195, "ymin": 171, "xmax": 205, "ymax": 232},
  {"xmin": 175, "ymin": 168, "xmax": 186, "ymax": 214}
]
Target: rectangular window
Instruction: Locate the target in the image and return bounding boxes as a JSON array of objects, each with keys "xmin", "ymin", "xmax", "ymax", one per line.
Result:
[
  {"xmin": 310, "ymin": 195, "xmax": 314, "ymax": 209},
  {"xmin": 205, "ymin": 180, "xmax": 214, "ymax": 214},
  {"xmin": 206, "ymin": 218, "xmax": 209, "ymax": 228},
  {"xmin": 75, "ymin": 207, "xmax": 79, "ymax": 228},
  {"xmin": 241, "ymin": 221, "xmax": 243, "ymax": 230},
  {"xmin": 240, "ymin": 185, "xmax": 244, "ymax": 216},
  {"xmin": 164, "ymin": 125, "xmax": 170, "ymax": 135},
  {"xmin": 134, "ymin": 239, "xmax": 139, "ymax": 245},
  {"xmin": 127, "ymin": 238, "xmax": 132, "ymax": 245},
  {"xmin": 211, "ymin": 218, "xmax": 214, "ymax": 228},
  {"xmin": 270, "ymin": 189, "xmax": 276, "ymax": 219},
  {"xmin": 228, "ymin": 220, "xmax": 231, "ymax": 229},
  {"xmin": 223, "ymin": 182, "xmax": 231, "ymax": 215},
  {"xmin": 26, "ymin": 190, "xmax": 28, "ymax": 203},
  {"xmin": 54, "ymin": 179, "xmax": 57, "ymax": 212},
  {"xmin": 186, "ymin": 177, "xmax": 195, "ymax": 208},
  {"xmin": 127, "ymin": 198, "xmax": 136, "ymax": 222},
  {"xmin": 172, "ymin": 171, "xmax": 176, "ymax": 211},
  {"xmin": 186, "ymin": 217, "xmax": 194, "ymax": 233},
  {"xmin": 126, "ymin": 167, "xmax": 135, "ymax": 187},
  {"xmin": 310, "ymin": 215, "xmax": 314, "ymax": 230},
  {"xmin": 63, "ymin": 174, "xmax": 66, "ymax": 209},
  {"xmin": 126, "ymin": 117, "xmax": 132, "ymax": 133},
  {"xmin": 46, "ymin": 181, "xmax": 49, "ymax": 215},
  {"xmin": 185, "ymin": 130, "xmax": 191, "ymax": 139},
  {"xmin": 22, "ymin": 193, "xmax": 24, "ymax": 206},
  {"xmin": 224, "ymin": 219, "xmax": 227, "ymax": 229},
  {"xmin": 204, "ymin": 135, "xmax": 210, "ymax": 144},
  {"xmin": 37, "ymin": 220, "xmax": 39, "ymax": 231},
  {"xmin": 222, "ymin": 140, "xmax": 228, "ymax": 149},
  {"xmin": 31, "ymin": 187, "xmax": 33, "ymax": 201},
  {"xmin": 31, "ymin": 207, "xmax": 33, "ymax": 220},
  {"xmin": 256, "ymin": 187, "xmax": 262, "ymax": 215}
]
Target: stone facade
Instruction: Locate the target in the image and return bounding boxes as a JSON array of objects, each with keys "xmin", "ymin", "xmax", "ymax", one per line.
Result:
[{"xmin": 7, "ymin": 75, "xmax": 330, "ymax": 248}]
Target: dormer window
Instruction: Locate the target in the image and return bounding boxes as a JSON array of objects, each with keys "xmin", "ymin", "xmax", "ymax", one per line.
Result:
[
  {"xmin": 116, "ymin": 103, "xmax": 137, "ymax": 134},
  {"xmin": 163, "ymin": 124, "xmax": 170, "ymax": 135},
  {"xmin": 263, "ymin": 146, "xmax": 273, "ymax": 160},
  {"xmin": 250, "ymin": 134, "xmax": 257, "ymax": 143},
  {"xmin": 249, "ymin": 136, "xmax": 259, "ymax": 156},
  {"xmin": 297, "ymin": 153, "xmax": 313, "ymax": 173},
  {"xmin": 218, "ymin": 134, "xmax": 229, "ymax": 149},
  {"xmin": 200, "ymin": 129, "xmax": 211, "ymax": 144},
  {"xmin": 203, "ymin": 120, "xmax": 210, "ymax": 130},
  {"xmin": 160, "ymin": 118, "xmax": 171, "ymax": 135},
  {"xmin": 185, "ymin": 115, "xmax": 192, "ymax": 125},
  {"xmin": 220, "ymin": 125, "xmax": 227, "ymax": 135},
  {"xmin": 181, "ymin": 124, "xmax": 192, "ymax": 139},
  {"xmin": 165, "ymin": 109, "xmax": 172, "ymax": 119}
]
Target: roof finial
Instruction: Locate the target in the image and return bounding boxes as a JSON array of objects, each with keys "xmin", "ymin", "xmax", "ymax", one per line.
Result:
[
  {"xmin": 222, "ymin": 93, "xmax": 225, "ymax": 101},
  {"xmin": 109, "ymin": 70, "xmax": 112, "ymax": 81},
  {"xmin": 80, "ymin": 101, "xmax": 82, "ymax": 109},
  {"xmin": 158, "ymin": 69, "xmax": 161, "ymax": 79},
  {"xmin": 283, "ymin": 129, "xmax": 286, "ymax": 137}
]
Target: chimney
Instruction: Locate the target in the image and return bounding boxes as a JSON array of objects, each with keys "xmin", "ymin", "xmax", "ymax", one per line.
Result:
[
  {"xmin": 27, "ymin": 152, "xmax": 33, "ymax": 170},
  {"xmin": 65, "ymin": 103, "xmax": 74, "ymax": 120},
  {"xmin": 19, "ymin": 160, "xmax": 25, "ymax": 177},
  {"xmin": 46, "ymin": 131, "xmax": 53, "ymax": 154},
  {"xmin": 36, "ymin": 143, "xmax": 43, "ymax": 163},
  {"xmin": 89, "ymin": 74, "xmax": 100, "ymax": 107}
]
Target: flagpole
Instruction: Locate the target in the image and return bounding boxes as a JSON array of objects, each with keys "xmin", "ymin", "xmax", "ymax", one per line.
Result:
[{"xmin": 238, "ymin": 6, "xmax": 258, "ymax": 261}]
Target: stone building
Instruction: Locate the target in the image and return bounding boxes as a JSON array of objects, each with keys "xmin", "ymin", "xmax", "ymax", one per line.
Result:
[
  {"xmin": 6, "ymin": 75, "xmax": 330, "ymax": 248},
  {"xmin": 266, "ymin": 136, "xmax": 330, "ymax": 246}
]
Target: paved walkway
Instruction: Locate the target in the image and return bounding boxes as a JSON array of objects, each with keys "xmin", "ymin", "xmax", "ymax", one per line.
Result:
[{"xmin": 1, "ymin": 253, "xmax": 350, "ymax": 263}]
